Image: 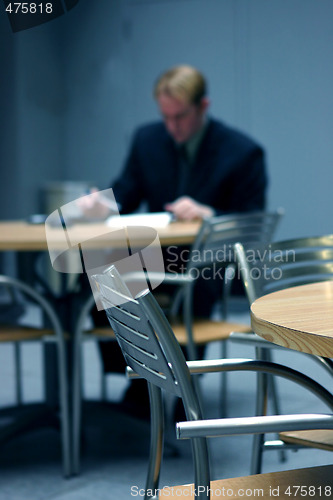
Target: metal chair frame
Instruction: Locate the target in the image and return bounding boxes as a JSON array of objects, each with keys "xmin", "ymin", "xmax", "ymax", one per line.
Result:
[
  {"xmin": 0, "ymin": 274, "xmax": 71, "ymax": 477},
  {"xmin": 233, "ymin": 235, "xmax": 333, "ymax": 474},
  {"xmin": 170, "ymin": 209, "xmax": 284, "ymax": 360},
  {"xmin": 163, "ymin": 209, "xmax": 284, "ymax": 418},
  {"xmin": 88, "ymin": 265, "xmax": 333, "ymax": 499},
  {"xmin": 71, "ymin": 209, "xmax": 284, "ymax": 474}
]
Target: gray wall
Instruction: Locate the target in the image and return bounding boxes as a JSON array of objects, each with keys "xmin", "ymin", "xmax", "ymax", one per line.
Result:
[
  {"xmin": 1, "ymin": 0, "xmax": 332, "ymax": 237},
  {"xmin": 0, "ymin": 11, "xmax": 66, "ymax": 218}
]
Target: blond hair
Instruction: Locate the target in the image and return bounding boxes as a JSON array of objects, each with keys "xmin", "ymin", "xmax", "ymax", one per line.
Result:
[{"xmin": 154, "ymin": 65, "xmax": 207, "ymax": 104}]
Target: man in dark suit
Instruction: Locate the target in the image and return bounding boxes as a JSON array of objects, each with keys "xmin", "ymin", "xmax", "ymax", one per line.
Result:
[
  {"xmin": 110, "ymin": 65, "xmax": 267, "ymax": 299},
  {"xmin": 111, "ymin": 65, "xmax": 267, "ymax": 220},
  {"xmin": 84, "ymin": 65, "xmax": 268, "ymax": 417}
]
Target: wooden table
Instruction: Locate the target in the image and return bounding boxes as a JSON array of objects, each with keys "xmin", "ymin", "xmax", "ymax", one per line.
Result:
[
  {"xmin": 0, "ymin": 220, "xmax": 201, "ymax": 251},
  {"xmin": 0, "ymin": 218, "xmax": 202, "ymax": 406},
  {"xmin": 251, "ymin": 281, "xmax": 333, "ymax": 359}
]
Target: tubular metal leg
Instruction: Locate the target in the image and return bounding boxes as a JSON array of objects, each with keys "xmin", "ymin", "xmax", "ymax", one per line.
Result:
[
  {"xmin": 250, "ymin": 354, "xmax": 268, "ymax": 475},
  {"xmin": 56, "ymin": 337, "xmax": 72, "ymax": 478},
  {"xmin": 145, "ymin": 383, "xmax": 164, "ymax": 500},
  {"xmin": 101, "ymin": 370, "xmax": 107, "ymax": 401},
  {"xmin": 191, "ymin": 436, "xmax": 211, "ymax": 499},
  {"xmin": 264, "ymin": 350, "xmax": 287, "ymax": 464},
  {"xmin": 219, "ymin": 265, "xmax": 235, "ymax": 418},
  {"xmin": 72, "ymin": 328, "xmax": 83, "ymax": 476},
  {"xmin": 220, "ymin": 340, "xmax": 228, "ymax": 417},
  {"xmin": 14, "ymin": 342, "xmax": 23, "ymax": 405}
]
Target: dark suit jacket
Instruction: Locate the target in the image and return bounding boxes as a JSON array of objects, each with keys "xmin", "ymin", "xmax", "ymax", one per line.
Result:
[{"xmin": 112, "ymin": 118, "xmax": 268, "ymax": 214}]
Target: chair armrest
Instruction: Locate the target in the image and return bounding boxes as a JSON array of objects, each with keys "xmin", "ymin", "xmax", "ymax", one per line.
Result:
[
  {"xmin": 186, "ymin": 358, "xmax": 259, "ymax": 374},
  {"xmin": 122, "ymin": 271, "xmax": 194, "ymax": 285},
  {"xmin": 127, "ymin": 358, "xmax": 285, "ymax": 379},
  {"xmin": 176, "ymin": 413, "xmax": 333, "ymax": 440},
  {"xmin": 128, "ymin": 358, "xmax": 333, "ymax": 412},
  {"xmin": 161, "ymin": 273, "xmax": 194, "ymax": 285}
]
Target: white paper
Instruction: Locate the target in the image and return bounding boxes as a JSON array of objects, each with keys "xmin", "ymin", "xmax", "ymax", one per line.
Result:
[{"xmin": 106, "ymin": 212, "xmax": 173, "ymax": 228}]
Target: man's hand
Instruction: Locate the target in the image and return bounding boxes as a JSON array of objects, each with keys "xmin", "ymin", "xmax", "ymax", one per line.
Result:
[
  {"xmin": 77, "ymin": 188, "xmax": 114, "ymax": 219},
  {"xmin": 164, "ymin": 196, "xmax": 215, "ymax": 221}
]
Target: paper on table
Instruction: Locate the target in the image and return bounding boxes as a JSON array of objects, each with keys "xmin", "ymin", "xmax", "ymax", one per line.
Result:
[{"xmin": 106, "ymin": 212, "xmax": 173, "ymax": 228}]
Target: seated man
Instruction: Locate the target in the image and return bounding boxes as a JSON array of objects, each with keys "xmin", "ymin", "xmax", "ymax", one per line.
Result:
[{"xmin": 81, "ymin": 64, "xmax": 268, "ymax": 418}]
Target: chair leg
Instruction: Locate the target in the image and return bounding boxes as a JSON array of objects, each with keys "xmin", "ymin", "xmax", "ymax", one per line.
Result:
[
  {"xmin": 264, "ymin": 350, "xmax": 281, "ymax": 414},
  {"xmin": 265, "ymin": 351, "xmax": 287, "ymax": 464},
  {"xmin": 14, "ymin": 342, "xmax": 23, "ymax": 405},
  {"xmin": 100, "ymin": 369, "xmax": 108, "ymax": 401},
  {"xmin": 145, "ymin": 383, "xmax": 164, "ymax": 500},
  {"xmin": 72, "ymin": 330, "xmax": 83, "ymax": 476},
  {"xmin": 56, "ymin": 337, "xmax": 72, "ymax": 478},
  {"xmin": 190, "ymin": 435, "xmax": 211, "ymax": 499},
  {"xmin": 220, "ymin": 340, "xmax": 228, "ymax": 417},
  {"xmin": 251, "ymin": 432, "xmax": 264, "ymax": 475},
  {"xmin": 250, "ymin": 365, "xmax": 267, "ymax": 475}
]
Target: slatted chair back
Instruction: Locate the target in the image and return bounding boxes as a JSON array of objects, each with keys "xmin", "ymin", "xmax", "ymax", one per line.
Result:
[
  {"xmin": 234, "ymin": 235, "xmax": 333, "ymax": 475},
  {"xmin": 91, "ymin": 267, "xmax": 199, "ymax": 403},
  {"xmin": 189, "ymin": 209, "xmax": 284, "ymax": 274},
  {"xmin": 234, "ymin": 234, "xmax": 333, "ymax": 305},
  {"xmin": 176, "ymin": 209, "xmax": 284, "ymax": 358}
]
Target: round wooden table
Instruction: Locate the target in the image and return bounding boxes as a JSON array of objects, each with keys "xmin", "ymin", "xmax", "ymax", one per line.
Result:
[{"xmin": 251, "ymin": 281, "xmax": 333, "ymax": 359}]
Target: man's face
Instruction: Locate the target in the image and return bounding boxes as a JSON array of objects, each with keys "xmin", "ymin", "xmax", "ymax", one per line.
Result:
[{"xmin": 157, "ymin": 93, "xmax": 208, "ymax": 144}]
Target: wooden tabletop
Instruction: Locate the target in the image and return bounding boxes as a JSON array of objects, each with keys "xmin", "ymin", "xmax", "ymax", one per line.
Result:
[
  {"xmin": 251, "ymin": 281, "xmax": 333, "ymax": 358},
  {"xmin": 0, "ymin": 220, "xmax": 201, "ymax": 251},
  {"xmin": 160, "ymin": 464, "xmax": 333, "ymax": 499}
]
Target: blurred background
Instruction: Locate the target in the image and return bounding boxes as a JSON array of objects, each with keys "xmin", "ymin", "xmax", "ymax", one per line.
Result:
[{"xmin": 1, "ymin": 0, "xmax": 332, "ymax": 238}]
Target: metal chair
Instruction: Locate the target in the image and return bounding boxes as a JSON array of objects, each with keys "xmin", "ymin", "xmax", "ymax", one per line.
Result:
[
  {"xmin": 89, "ymin": 265, "xmax": 333, "ymax": 499},
  {"xmin": 0, "ymin": 275, "xmax": 71, "ymax": 477},
  {"xmin": 233, "ymin": 235, "xmax": 333, "ymax": 474},
  {"xmin": 71, "ymin": 209, "xmax": 284, "ymax": 474},
  {"xmin": 164, "ymin": 209, "xmax": 284, "ymax": 413},
  {"xmin": 165, "ymin": 210, "xmax": 284, "ymax": 354}
]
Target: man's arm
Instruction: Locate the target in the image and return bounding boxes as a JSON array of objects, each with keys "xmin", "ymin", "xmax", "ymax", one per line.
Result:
[{"xmin": 164, "ymin": 197, "xmax": 215, "ymax": 220}]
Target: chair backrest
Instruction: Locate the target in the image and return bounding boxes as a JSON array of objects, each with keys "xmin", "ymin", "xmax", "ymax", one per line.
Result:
[
  {"xmin": 0, "ymin": 274, "xmax": 63, "ymax": 335},
  {"xmin": 91, "ymin": 266, "xmax": 211, "ymax": 496},
  {"xmin": 187, "ymin": 209, "xmax": 284, "ymax": 273},
  {"xmin": 0, "ymin": 274, "xmax": 70, "ymax": 477},
  {"xmin": 175, "ymin": 209, "xmax": 284, "ymax": 330},
  {"xmin": 91, "ymin": 267, "xmax": 201, "ymax": 407},
  {"xmin": 234, "ymin": 234, "xmax": 333, "ymax": 305}
]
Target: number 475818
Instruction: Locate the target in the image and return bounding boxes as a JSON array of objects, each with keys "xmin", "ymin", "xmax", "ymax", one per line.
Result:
[
  {"xmin": 5, "ymin": 3, "xmax": 53, "ymax": 14},
  {"xmin": 284, "ymin": 485, "xmax": 331, "ymax": 497}
]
